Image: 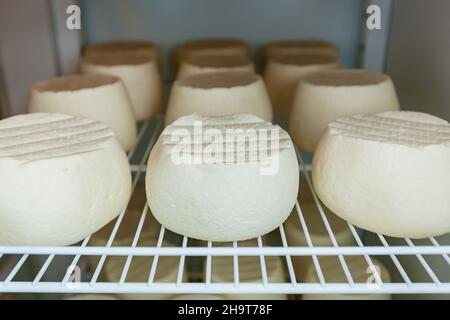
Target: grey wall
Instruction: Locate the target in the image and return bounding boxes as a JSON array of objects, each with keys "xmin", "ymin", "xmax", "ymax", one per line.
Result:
[{"xmin": 386, "ymin": 0, "xmax": 450, "ymax": 121}]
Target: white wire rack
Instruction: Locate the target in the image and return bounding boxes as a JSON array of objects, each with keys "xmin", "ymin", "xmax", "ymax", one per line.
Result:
[{"xmin": 0, "ymin": 115, "xmax": 449, "ymax": 296}]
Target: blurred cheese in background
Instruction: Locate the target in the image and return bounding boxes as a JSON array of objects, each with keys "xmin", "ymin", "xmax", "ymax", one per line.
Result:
[
  {"xmin": 263, "ymin": 52, "xmax": 339, "ymax": 118},
  {"xmin": 165, "ymin": 72, "xmax": 273, "ymax": 123},
  {"xmin": 289, "ymin": 69, "xmax": 400, "ymax": 153},
  {"xmin": 80, "ymin": 52, "xmax": 163, "ymax": 122},
  {"xmin": 303, "ymin": 256, "xmax": 391, "ymax": 300},
  {"xmin": 177, "ymin": 53, "xmax": 255, "ymax": 80},
  {"xmin": 28, "ymin": 74, "xmax": 138, "ymax": 151}
]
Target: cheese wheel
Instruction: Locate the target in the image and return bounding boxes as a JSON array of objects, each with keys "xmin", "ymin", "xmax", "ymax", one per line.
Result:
[
  {"xmin": 80, "ymin": 52, "xmax": 162, "ymax": 122},
  {"xmin": 263, "ymin": 53, "xmax": 339, "ymax": 117},
  {"xmin": 263, "ymin": 40, "xmax": 338, "ymax": 63},
  {"xmin": 165, "ymin": 71, "xmax": 273, "ymax": 124},
  {"xmin": 211, "ymin": 255, "xmax": 287, "ymax": 300},
  {"xmin": 28, "ymin": 74, "xmax": 138, "ymax": 151},
  {"xmin": 285, "ymin": 182, "xmax": 355, "ymax": 280},
  {"xmin": 0, "ymin": 113, "xmax": 131, "ymax": 246},
  {"xmin": 66, "ymin": 294, "xmax": 118, "ymax": 300},
  {"xmin": 174, "ymin": 38, "xmax": 251, "ymax": 69},
  {"xmin": 90, "ymin": 184, "xmax": 161, "ymax": 246},
  {"xmin": 173, "ymin": 295, "xmax": 224, "ymax": 300},
  {"xmin": 289, "ymin": 69, "xmax": 400, "ymax": 153},
  {"xmin": 146, "ymin": 113, "xmax": 299, "ymax": 241},
  {"xmin": 303, "ymin": 256, "xmax": 391, "ymax": 300},
  {"xmin": 104, "ymin": 243, "xmax": 188, "ymax": 300},
  {"xmin": 177, "ymin": 54, "xmax": 255, "ymax": 80},
  {"xmin": 84, "ymin": 41, "xmax": 160, "ymax": 66},
  {"xmin": 313, "ymin": 111, "xmax": 450, "ymax": 238}
]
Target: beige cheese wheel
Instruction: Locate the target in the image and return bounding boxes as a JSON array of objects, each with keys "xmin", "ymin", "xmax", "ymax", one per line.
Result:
[
  {"xmin": 289, "ymin": 69, "xmax": 400, "ymax": 153},
  {"xmin": 103, "ymin": 242, "xmax": 188, "ymax": 300},
  {"xmin": 285, "ymin": 182, "xmax": 355, "ymax": 280},
  {"xmin": 177, "ymin": 54, "xmax": 255, "ymax": 80},
  {"xmin": 303, "ymin": 256, "xmax": 391, "ymax": 300},
  {"xmin": 174, "ymin": 38, "xmax": 251, "ymax": 69},
  {"xmin": 313, "ymin": 111, "xmax": 450, "ymax": 238},
  {"xmin": 263, "ymin": 53, "xmax": 340, "ymax": 117},
  {"xmin": 80, "ymin": 52, "xmax": 163, "ymax": 122},
  {"xmin": 263, "ymin": 39, "xmax": 339, "ymax": 63},
  {"xmin": 84, "ymin": 40, "xmax": 160, "ymax": 66},
  {"xmin": 28, "ymin": 74, "xmax": 138, "ymax": 151},
  {"xmin": 146, "ymin": 114, "xmax": 299, "ymax": 241},
  {"xmin": 165, "ymin": 71, "xmax": 273, "ymax": 124},
  {"xmin": 211, "ymin": 255, "xmax": 287, "ymax": 300},
  {"xmin": 0, "ymin": 113, "xmax": 131, "ymax": 246}
]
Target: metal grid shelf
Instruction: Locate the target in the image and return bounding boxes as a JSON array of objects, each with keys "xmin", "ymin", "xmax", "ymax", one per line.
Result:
[{"xmin": 0, "ymin": 115, "xmax": 449, "ymax": 296}]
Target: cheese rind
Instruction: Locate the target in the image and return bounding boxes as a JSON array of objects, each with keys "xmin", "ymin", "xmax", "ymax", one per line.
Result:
[
  {"xmin": 146, "ymin": 114, "xmax": 299, "ymax": 241},
  {"xmin": 28, "ymin": 74, "xmax": 138, "ymax": 151},
  {"xmin": 0, "ymin": 113, "xmax": 132, "ymax": 246},
  {"xmin": 312, "ymin": 111, "xmax": 450, "ymax": 238},
  {"xmin": 80, "ymin": 52, "xmax": 162, "ymax": 122},
  {"xmin": 165, "ymin": 71, "xmax": 273, "ymax": 124},
  {"xmin": 263, "ymin": 40, "xmax": 339, "ymax": 63},
  {"xmin": 289, "ymin": 69, "xmax": 400, "ymax": 152}
]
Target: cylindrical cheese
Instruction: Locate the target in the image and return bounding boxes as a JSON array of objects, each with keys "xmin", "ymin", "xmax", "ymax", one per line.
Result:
[
  {"xmin": 211, "ymin": 255, "xmax": 287, "ymax": 300},
  {"xmin": 80, "ymin": 52, "xmax": 163, "ymax": 122},
  {"xmin": 289, "ymin": 69, "xmax": 400, "ymax": 153},
  {"xmin": 263, "ymin": 53, "xmax": 340, "ymax": 117},
  {"xmin": 165, "ymin": 71, "xmax": 273, "ymax": 124},
  {"xmin": 177, "ymin": 54, "xmax": 255, "ymax": 80},
  {"xmin": 174, "ymin": 38, "xmax": 251, "ymax": 69},
  {"xmin": 83, "ymin": 41, "xmax": 160, "ymax": 66},
  {"xmin": 28, "ymin": 74, "xmax": 138, "ymax": 151},
  {"xmin": 285, "ymin": 182, "xmax": 355, "ymax": 281},
  {"xmin": 313, "ymin": 111, "xmax": 450, "ymax": 238},
  {"xmin": 262, "ymin": 40, "xmax": 339, "ymax": 63},
  {"xmin": 103, "ymin": 243, "xmax": 188, "ymax": 300},
  {"xmin": 146, "ymin": 114, "xmax": 299, "ymax": 241},
  {"xmin": 0, "ymin": 113, "xmax": 131, "ymax": 246},
  {"xmin": 303, "ymin": 256, "xmax": 391, "ymax": 300}
]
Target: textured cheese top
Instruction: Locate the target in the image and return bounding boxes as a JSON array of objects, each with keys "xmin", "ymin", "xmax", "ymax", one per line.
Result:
[
  {"xmin": 0, "ymin": 113, "xmax": 114, "ymax": 162},
  {"xmin": 82, "ymin": 52, "xmax": 153, "ymax": 66},
  {"xmin": 183, "ymin": 54, "xmax": 252, "ymax": 68},
  {"xmin": 84, "ymin": 41, "xmax": 159, "ymax": 57},
  {"xmin": 264, "ymin": 40, "xmax": 338, "ymax": 59},
  {"xmin": 161, "ymin": 114, "xmax": 293, "ymax": 164},
  {"xmin": 328, "ymin": 111, "xmax": 450, "ymax": 148},
  {"xmin": 306, "ymin": 256, "xmax": 391, "ymax": 283},
  {"xmin": 177, "ymin": 71, "xmax": 258, "ymax": 89},
  {"xmin": 269, "ymin": 52, "xmax": 339, "ymax": 66}
]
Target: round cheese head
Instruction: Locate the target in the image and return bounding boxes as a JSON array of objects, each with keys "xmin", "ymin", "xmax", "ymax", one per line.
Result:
[
  {"xmin": 165, "ymin": 71, "xmax": 273, "ymax": 124},
  {"xmin": 146, "ymin": 113, "xmax": 299, "ymax": 241},
  {"xmin": 174, "ymin": 38, "xmax": 251, "ymax": 69},
  {"xmin": 303, "ymin": 256, "xmax": 391, "ymax": 300},
  {"xmin": 176, "ymin": 54, "xmax": 255, "ymax": 80},
  {"xmin": 84, "ymin": 40, "xmax": 160, "ymax": 65},
  {"xmin": 313, "ymin": 111, "xmax": 450, "ymax": 238},
  {"xmin": 263, "ymin": 53, "xmax": 340, "ymax": 117},
  {"xmin": 80, "ymin": 52, "xmax": 162, "ymax": 122},
  {"xmin": 289, "ymin": 69, "xmax": 400, "ymax": 153},
  {"xmin": 263, "ymin": 39, "xmax": 339, "ymax": 63},
  {"xmin": 28, "ymin": 74, "xmax": 138, "ymax": 151},
  {"xmin": 0, "ymin": 113, "xmax": 131, "ymax": 246}
]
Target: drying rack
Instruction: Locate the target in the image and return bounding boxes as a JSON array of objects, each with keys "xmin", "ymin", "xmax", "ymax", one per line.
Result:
[{"xmin": 0, "ymin": 115, "xmax": 449, "ymax": 296}]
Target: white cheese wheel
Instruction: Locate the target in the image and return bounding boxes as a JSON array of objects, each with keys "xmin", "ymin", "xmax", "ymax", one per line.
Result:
[
  {"xmin": 285, "ymin": 182, "xmax": 355, "ymax": 280},
  {"xmin": 313, "ymin": 111, "xmax": 450, "ymax": 238},
  {"xmin": 172, "ymin": 295, "xmax": 224, "ymax": 300},
  {"xmin": 303, "ymin": 256, "xmax": 391, "ymax": 300},
  {"xmin": 263, "ymin": 40, "xmax": 339, "ymax": 63},
  {"xmin": 104, "ymin": 243, "xmax": 188, "ymax": 300},
  {"xmin": 177, "ymin": 54, "xmax": 255, "ymax": 80},
  {"xmin": 174, "ymin": 38, "xmax": 251, "ymax": 69},
  {"xmin": 80, "ymin": 52, "xmax": 162, "ymax": 122},
  {"xmin": 66, "ymin": 294, "xmax": 118, "ymax": 300},
  {"xmin": 211, "ymin": 255, "xmax": 287, "ymax": 300},
  {"xmin": 289, "ymin": 69, "xmax": 400, "ymax": 153},
  {"xmin": 165, "ymin": 71, "xmax": 273, "ymax": 124},
  {"xmin": 84, "ymin": 41, "xmax": 160, "ymax": 66},
  {"xmin": 0, "ymin": 113, "xmax": 131, "ymax": 246},
  {"xmin": 28, "ymin": 74, "xmax": 138, "ymax": 151},
  {"xmin": 146, "ymin": 113, "xmax": 299, "ymax": 241},
  {"xmin": 263, "ymin": 53, "xmax": 340, "ymax": 117}
]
